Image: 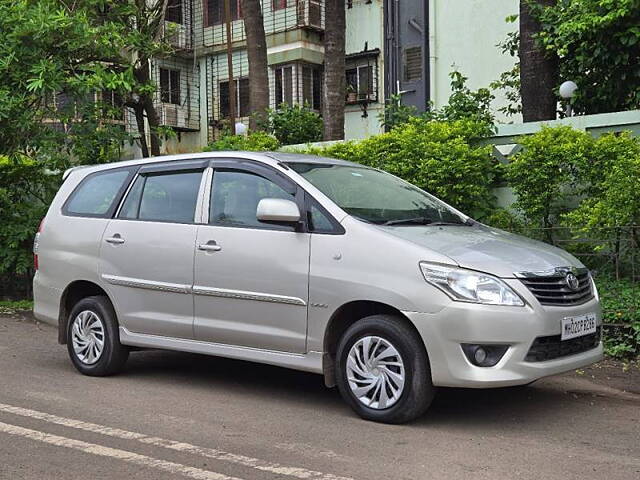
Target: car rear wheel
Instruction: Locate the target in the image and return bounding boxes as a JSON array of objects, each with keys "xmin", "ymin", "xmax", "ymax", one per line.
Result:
[
  {"xmin": 335, "ymin": 314, "xmax": 435, "ymax": 423},
  {"xmin": 67, "ymin": 295, "xmax": 129, "ymax": 376}
]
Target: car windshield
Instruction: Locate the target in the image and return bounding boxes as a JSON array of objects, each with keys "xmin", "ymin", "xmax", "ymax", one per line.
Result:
[{"xmin": 287, "ymin": 162, "xmax": 468, "ymax": 225}]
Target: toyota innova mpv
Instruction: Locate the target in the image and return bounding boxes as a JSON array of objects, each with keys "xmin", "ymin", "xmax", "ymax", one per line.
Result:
[{"xmin": 33, "ymin": 152, "xmax": 603, "ymax": 423}]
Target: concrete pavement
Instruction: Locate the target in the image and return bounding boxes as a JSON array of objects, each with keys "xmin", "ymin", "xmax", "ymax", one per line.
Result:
[{"xmin": 0, "ymin": 313, "xmax": 638, "ymax": 480}]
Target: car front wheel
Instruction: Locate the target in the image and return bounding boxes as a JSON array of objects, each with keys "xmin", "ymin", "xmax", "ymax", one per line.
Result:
[{"xmin": 335, "ymin": 314, "xmax": 435, "ymax": 423}]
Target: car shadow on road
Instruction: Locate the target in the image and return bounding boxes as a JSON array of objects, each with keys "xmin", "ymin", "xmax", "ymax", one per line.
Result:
[
  {"xmin": 123, "ymin": 349, "xmax": 344, "ymax": 405},
  {"xmin": 122, "ymin": 349, "xmax": 579, "ymax": 425}
]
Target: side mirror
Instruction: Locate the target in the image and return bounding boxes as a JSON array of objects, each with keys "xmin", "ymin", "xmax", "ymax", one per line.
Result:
[{"xmin": 256, "ymin": 198, "xmax": 301, "ymax": 224}]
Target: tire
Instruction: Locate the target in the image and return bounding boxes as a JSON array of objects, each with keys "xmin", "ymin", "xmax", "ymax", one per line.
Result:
[
  {"xmin": 66, "ymin": 295, "xmax": 129, "ymax": 376},
  {"xmin": 335, "ymin": 314, "xmax": 435, "ymax": 424}
]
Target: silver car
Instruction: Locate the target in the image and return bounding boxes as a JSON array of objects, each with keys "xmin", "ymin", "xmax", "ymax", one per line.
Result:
[{"xmin": 33, "ymin": 152, "xmax": 603, "ymax": 423}]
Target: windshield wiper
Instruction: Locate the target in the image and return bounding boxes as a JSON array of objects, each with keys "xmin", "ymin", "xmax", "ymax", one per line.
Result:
[
  {"xmin": 382, "ymin": 217, "xmax": 435, "ymax": 226},
  {"xmin": 381, "ymin": 217, "xmax": 470, "ymax": 227}
]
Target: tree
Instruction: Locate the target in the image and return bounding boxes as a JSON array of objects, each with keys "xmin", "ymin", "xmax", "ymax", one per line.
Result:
[
  {"xmin": 242, "ymin": 0, "xmax": 270, "ymax": 130},
  {"xmin": 0, "ymin": 0, "xmax": 132, "ymax": 292},
  {"xmin": 534, "ymin": 0, "xmax": 640, "ymax": 114},
  {"xmin": 519, "ymin": 0, "xmax": 558, "ymax": 121},
  {"xmin": 97, "ymin": 0, "xmax": 176, "ymax": 156},
  {"xmin": 322, "ymin": 0, "xmax": 346, "ymax": 140}
]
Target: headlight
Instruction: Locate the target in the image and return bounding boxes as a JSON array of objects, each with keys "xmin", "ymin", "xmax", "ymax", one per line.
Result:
[{"xmin": 420, "ymin": 262, "xmax": 525, "ymax": 306}]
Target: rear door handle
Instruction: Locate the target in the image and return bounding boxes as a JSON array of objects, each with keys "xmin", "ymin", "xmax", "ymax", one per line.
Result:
[
  {"xmin": 105, "ymin": 234, "xmax": 125, "ymax": 245},
  {"xmin": 198, "ymin": 240, "xmax": 221, "ymax": 252}
]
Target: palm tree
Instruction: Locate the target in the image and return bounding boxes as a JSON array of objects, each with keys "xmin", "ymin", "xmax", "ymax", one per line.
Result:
[
  {"xmin": 520, "ymin": 0, "xmax": 558, "ymax": 121},
  {"xmin": 322, "ymin": 0, "xmax": 346, "ymax": 140},
  {"xmin": 242, "ymin": 0, "xmax": 270, "ymax": 130}
]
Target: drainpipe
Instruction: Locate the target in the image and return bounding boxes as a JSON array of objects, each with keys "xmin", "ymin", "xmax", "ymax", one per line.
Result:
[{"xmin": 428, "ymin": 0, "xmax": 436, "ymax": 107}]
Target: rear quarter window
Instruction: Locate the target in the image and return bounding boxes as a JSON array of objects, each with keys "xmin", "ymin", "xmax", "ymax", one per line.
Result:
[{"xmin": 63, "ymin": 168, "xmax": 134, "ymax": 217}]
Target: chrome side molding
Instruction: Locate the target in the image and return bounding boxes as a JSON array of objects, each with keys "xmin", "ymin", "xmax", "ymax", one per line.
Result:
[
  {"xmin": 192, "ymin": 285, "xmax": 307, "ymax": 306},
  {"xmin": 101, "ymin": 274, "xmax": 306, "ymax": 306},
  {"xmin": 101, "ymin": 274, "xmax": 191, "ymax": 294}
]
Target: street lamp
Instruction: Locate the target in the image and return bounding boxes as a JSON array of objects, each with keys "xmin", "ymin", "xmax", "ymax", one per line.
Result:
[{"xmin": 559, "ymin": 80, "xmax": 578, "ymax": 117}]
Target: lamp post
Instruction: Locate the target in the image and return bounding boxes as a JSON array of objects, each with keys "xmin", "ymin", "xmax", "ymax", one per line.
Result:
[
  {"xmin": 559, "ymin": 80, "xmax": 578, "ymax": 117},
  {"xmin": 235, "ymin": 122, "xmax": 247, "ymax": 136}
]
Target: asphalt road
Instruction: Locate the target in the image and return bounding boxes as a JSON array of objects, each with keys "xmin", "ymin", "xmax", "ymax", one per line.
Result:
[{"xmin": 1, "ymin": 313, "xmax": 639, "ymax": 480}]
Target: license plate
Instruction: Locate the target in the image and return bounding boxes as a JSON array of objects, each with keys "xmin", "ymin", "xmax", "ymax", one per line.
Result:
[{"xmin": 561, "ymin": 313, "xmax": 597, "ymax": 341}]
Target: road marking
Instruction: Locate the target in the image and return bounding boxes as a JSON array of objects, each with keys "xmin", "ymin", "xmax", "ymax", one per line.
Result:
[
  {"xmin": 0, "ymin": 421, "xmax": 242, "ymax": 480},
  {"xmin": 0, "ymin": 403, "xmax": 352, "ymax": 480}
]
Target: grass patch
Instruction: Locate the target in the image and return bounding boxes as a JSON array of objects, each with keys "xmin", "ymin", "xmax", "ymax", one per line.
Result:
[{"xmin": 0, "ymin": 299, "xmax": 33, "ymax": 314}]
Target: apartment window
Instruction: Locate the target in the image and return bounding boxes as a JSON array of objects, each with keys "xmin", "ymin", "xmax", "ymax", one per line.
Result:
[
  {"xmin": 274, "ymin": 65, "xmax": 294, "ymax": 106},
  {"xmin": 302, "ymin": 65, "xmax": 322, "ymax": 110},
  {"xmin": 204, "ymin": 0, "xmax": 242, "ymax": 27},
  {"xmin": 219, "ymin": 78, "xmax": 250, "ymax": 118},
  {"xmin": 165, "ymin": 0, "xmax": 183, "ymax": 24},
  {"xmin": 272, "ymin": 0, "xmax": 288, "ymax": 10},
  {"xmin": 160, "ymin": 68, "xmax": 181, "ymax": 104},
  {"xmin": 346, "ymin": 65, "xmax": 375, "ymax": 103}
]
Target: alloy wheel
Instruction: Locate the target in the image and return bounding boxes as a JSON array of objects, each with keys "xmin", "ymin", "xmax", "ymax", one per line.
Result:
[
  {"xmin": 345, "ymin": 335, "xmax": 406, "ymax": 409},
  {"xmin": 71, "ymin": 310, "xmax": 105, "ymax": 365}
]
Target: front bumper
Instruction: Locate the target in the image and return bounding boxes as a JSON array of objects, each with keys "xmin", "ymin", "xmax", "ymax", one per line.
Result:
[{"xmin": 404, "ymin": 285, "xmax": 604, "ymax": 388}]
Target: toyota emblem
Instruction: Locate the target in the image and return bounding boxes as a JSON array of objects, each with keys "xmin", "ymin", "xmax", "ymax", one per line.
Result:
[{"xmin": 565, "ymin": 272, "xmax": 580, "ymax": 291}]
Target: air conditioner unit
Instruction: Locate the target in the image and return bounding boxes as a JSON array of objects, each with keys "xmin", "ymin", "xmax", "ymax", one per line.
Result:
[
  {"xmin": 297, "ymin": 1, "xmax": 323, "ymax": 29},
  {"xmin": 163, "ymin": 22, "xmax": 188, "ymax": 49},
  {"xmin": 160, "ymin": 104, "xmax": 188, "ymax": 129}
]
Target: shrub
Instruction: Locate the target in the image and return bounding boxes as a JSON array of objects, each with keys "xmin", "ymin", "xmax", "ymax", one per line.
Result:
[
  {"xmin": 204, "ymin": 131, "xmax": 280, "ymax": 152},
  {"xmin": 0, "ymin": 155, "xmax": 59, "ymax": 277},
  {"xmin": 505, "ymin": 126, "xmax": 595, "ymax": 233},
  {"xmin": 596, "ymin": 276, "xmax": 640, "ymax": 359},
  {"xmin": 565, "ymin": 132, "xmax": 640, "ymax": 229},
  {"xmin": 261, "ymin": 103, "xmax": 322, "ymax": 146},
  {"xmin": 378, "ymin": 71, "xmax": 495, "ymax": 136},
  {"xmin": 483, "ymin": 207, "xmax": 526, "ymax": 234},
  {"xmin": 425, "ymin": 71, "xmax": 495, "ymax": 132},
  {"xmin": 377, "ymin": 94, "xmax": 419, "ymax": 131}
]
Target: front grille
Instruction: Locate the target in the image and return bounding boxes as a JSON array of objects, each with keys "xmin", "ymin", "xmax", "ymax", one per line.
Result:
[
  {"xmin": 519, "ymin": 269, "xmax": 593, "ymax": 306},
  {"xmin": 525, "ymin": 327, "xmax": 601, "ymax": 362}
]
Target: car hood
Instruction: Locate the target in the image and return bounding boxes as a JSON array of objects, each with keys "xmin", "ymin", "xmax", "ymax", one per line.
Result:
[{"xmin": 381, "ymin": 224, "xmax": 583, "ymax": 278}]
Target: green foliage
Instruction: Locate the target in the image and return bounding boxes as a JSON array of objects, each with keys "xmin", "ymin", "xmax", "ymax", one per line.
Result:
[
  {"xmin": 0, "ymin": 156, "xmax": 60, "ymax": 276},
  {"xmin": 259, "ymin": 103, "xmax": 323, "ymax": 146},
  {"xmin": 425, "ymin": 72, "xmax": 495, "ymax": 132},
  {"xmin": 596, "ymin": 276, "xmax": 640, "ymax": 359},
  {"xmin": 304, "ymin": 117, "xmax": 498, "ymax": 219},
  {"xmin": 490, "ymin": 17, "xmax": 521, "ymax": 117},
  {"xmin": 0, "ymin": 0, "xmax": 151, "ymax": 285},
  {"xmin": 565, "ymin": 132, "xmax": 640, "ymax": 230},
  {"xmin": 378, "ymin": 71, "xmax": 495, "ymax": 134},
  {"xmin": 204, "ymin": 131, "xmax": 280, "ymax": 152},
  {"xmin": 0, "ymin": 299, "xmax": 33, "ymax": 314},
  {"xmin": 483, "ymin": 207, "xmax": 526, "ymax": 234},
  {"xmin": 505, "ymin": 126, "xmax": 595, "ymax": 230},
  {"xmin": 533, "ymin": 0, "xmax": 640, "ymax": 114},
  {"xmin": 378, "ymin": 94, "xmax": 419, "ymax": 130}
]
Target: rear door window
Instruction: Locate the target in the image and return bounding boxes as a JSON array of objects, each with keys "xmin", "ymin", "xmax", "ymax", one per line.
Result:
[
  {"xmin": 64, "ymin": 168, "xmax": 133, "ymax": 217},
  {"xmin": 119, "ymin": 170, "xmax": 203, "ymax": 224}
]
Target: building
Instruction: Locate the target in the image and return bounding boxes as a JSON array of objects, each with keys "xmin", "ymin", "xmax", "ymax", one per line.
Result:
[{"xmin": 126, "ymin": 0, "xmax": 517, "ymax": 157}]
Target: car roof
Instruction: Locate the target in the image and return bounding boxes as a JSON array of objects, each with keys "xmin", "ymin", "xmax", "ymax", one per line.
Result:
[
  {"xmin": 262, "ymin": 152, "xmax": 359, "ymax": 166},
  {"xmin": 63, "ymin": 151, "xmax": 360, "ymax": 179}
]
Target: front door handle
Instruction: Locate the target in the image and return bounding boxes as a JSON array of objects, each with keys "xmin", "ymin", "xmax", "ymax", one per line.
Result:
[
  {"xmin": 198, "ymin": 240, "xmax": 221, "ymax": 252},
  {"xmin": 105, "ymin": 234, "xmax": 125, "ymax": 245}
]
